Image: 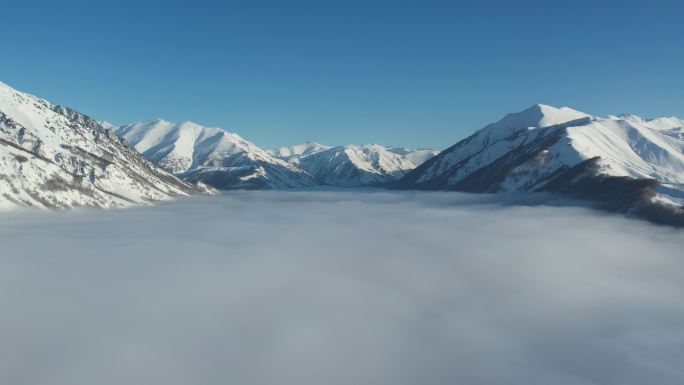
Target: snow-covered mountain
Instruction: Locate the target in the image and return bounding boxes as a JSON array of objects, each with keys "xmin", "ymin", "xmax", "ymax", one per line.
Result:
[
  {"xmin": 273, "ymin": 143, "xmax": 439, "ymax": 187},
  {"xmin": 118, "ymin": 120, "xmax": 317, "ymax": 189},
  {"xmin": 0, "ymin": 81, "xmax": 203, "ymax": 210},
  {"xmin": 385, "ymin": 147, "xmax": 441, "ymax": 166},
  {"xmin": 397, "ymin": 104, "xmax": 684, "ymax": 224},
  {"xmin": 270, "ymin": 142, "xmax": 332, "ymax": 164}
]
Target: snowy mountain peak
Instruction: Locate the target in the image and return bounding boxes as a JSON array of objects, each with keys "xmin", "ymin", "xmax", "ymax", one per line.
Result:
[
  {"xmin": 118, "ymin": 120, "xmax": 317, "ymax": 189},
  {"xmin": 611, "ymin": 113, "xmax": 644, "ymax": 121},
  {"xmin": 398, "ymin": 104, "xmax": 684, "ymax": 224},
  {"xmin": 491, "ymin": 104, "xmax": 591, "ymax": 132},
  {"xmin": 271, "ymin": 141, "xmax": 331, "ymax": 159},
  {"xmin": 355, "ymin": 144, "xmax": 388, "ymax": 152},
  {"xmin": 272, "ymin": 143, "xmax": 439, "ymax": 187}
]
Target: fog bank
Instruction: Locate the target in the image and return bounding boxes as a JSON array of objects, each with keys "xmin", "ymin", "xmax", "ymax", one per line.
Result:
[{"xmin": 1, "ymin": 191, "xmax": 683, "ymax": 385}]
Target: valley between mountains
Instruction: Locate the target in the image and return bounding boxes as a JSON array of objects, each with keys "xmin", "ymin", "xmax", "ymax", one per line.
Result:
[{"xmin": 1, "ymin": 81, "xmax": 683, "ymax": 225}]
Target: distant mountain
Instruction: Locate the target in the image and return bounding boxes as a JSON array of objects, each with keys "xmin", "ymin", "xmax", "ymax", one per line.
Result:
[
  {"xmin": 384, "ymin": 147, "xmax": 441, "ymax": 166},
  {"xmin": 270, "ymin": 142, "xmax": 332, "ymax": 164},
  {"xmin": 397, "ymin": 104, "xmax": 684, "ymax": 225},
  {"xmin": 118, "ymin": 120, "xmax": 317, "ymax": 189},
  {"xmin": 0, "ymin": 81, "xmax": 203, "ymax": 209},
  {"xmin": 273, "ymin": 143, "xmax": 439, "ymax": 187}
]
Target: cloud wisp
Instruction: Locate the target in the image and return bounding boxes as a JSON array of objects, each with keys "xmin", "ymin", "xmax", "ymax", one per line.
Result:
[{"xmin": 1, "ymin": 191, "xmax": 683, "ymax": 385}]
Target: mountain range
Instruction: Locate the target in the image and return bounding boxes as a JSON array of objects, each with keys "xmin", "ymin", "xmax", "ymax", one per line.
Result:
[
  {"xmin": 271, "ymin": 143, "xmax": 439, "ymax": 187},
  {"xmin": 116, "ymin": 121, "xmax": 438, "ymax": 189},
  {"xmin": 117, "ymin": 120, "xmax": 317, "ymax": 189},
  {"xmin": 397, "ymin": 104, "xmax": 684, "ymax": 224},
  {"xmin": 1, "ymin": 80, "xmax": 682, "ymax": 224}
]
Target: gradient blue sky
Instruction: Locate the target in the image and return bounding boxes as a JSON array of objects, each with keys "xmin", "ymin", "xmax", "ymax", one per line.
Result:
[{"xmin": 1, "ymin": 0, "xmax": 682, "ymax": 149}]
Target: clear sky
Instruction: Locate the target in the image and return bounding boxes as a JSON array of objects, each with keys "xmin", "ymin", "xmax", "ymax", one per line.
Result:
[{"xmin": 1, "ymin": 0, "xmax": 682, "ymax": 149}]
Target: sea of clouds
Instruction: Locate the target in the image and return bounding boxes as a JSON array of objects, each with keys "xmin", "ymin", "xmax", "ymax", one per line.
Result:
[{"xmin": 1, "ymin": 191, "xmax": 683, "ymax": 385}]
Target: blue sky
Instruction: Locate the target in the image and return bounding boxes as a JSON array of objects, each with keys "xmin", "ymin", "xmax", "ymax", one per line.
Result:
[{"xmin": 1, "ymin": 0, "xmax": 682, "ymax": 149}]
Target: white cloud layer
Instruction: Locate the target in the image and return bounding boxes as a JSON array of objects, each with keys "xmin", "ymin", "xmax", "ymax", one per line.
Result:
[{"xmin": 1, "ymin": 191, "xmax": 683, "ymax": 385}]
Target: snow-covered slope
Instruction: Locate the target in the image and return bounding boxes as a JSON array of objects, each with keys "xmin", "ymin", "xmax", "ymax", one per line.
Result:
[
  {"xmin": 118, "ymin": 120, "xmax": 317, "ymax": 189},
  {"xmin": 270, "ymin": 142, "xmax": 331, "ymax": 163},
  {"xmin": 398, "ymin": 104, "xmax": 684, "ymax": 223},
  {"xmin": 274, "ymin": 143, "xmax": 439, "ymax": 187},
  {"xmin": 385, "ymin": 147, "xmax": 440, "ymax": 166},
  {"xmin": 0, "ymin": 81, "xmax": 202, "ymax": 210}
]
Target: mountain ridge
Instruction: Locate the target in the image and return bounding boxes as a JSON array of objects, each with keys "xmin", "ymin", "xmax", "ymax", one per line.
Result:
[
  {"xmin": 3, "ymin": 78, "xmax": 682, "ymax": 224},
  {"xmin": 117, "ymin": 119, "xmax": 318, "ymax": 189},
  {"xmin": 272, "ymin": 143, "xmax": 439, "ymax": 187},
  {"xmin": 396, "ymin": 104, "xmax": 684, "ymax": 225},
  {"xmin": 0, "ymin": 81, "xmax": 205, "ymax": 209}
]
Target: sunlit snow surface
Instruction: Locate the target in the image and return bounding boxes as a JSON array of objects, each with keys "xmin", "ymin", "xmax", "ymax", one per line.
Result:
[{"xmin": 1, "ymin": 191, "xmax": 683, "ymax": 385}]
